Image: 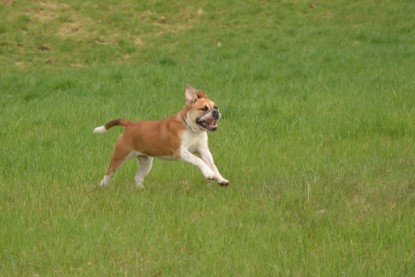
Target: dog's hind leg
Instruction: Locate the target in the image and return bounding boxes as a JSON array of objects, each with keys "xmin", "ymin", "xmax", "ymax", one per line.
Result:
[
  {"xmin": 135, "ymin": 156, "xmax": 153, "ymax": 189},
  {"xmin": 100, "ymin": 139, "xmax": 134, "ymax": 187}
]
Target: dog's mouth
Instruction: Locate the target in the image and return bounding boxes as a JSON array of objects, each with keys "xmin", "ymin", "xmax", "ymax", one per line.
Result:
[{"xmin": 196, "ymin": 117, "xmax": 218, "ymax": 131}]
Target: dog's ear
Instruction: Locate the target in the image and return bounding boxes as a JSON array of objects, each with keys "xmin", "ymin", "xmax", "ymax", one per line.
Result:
[
  {"xmin": 196, "ymin": 91, "xmax": 207, "ymax": 99},
  {"xmin": 185, "ymin": 84, "xmax": 206, "ymax": 105},
  {"xmin": 185, "ymin": 84, "xmax": 197, "ymax": 105}
]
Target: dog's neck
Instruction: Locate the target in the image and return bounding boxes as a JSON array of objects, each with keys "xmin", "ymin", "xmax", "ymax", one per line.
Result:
[
  {"xmin": 181, "ymin": 113, "xmax": 198, "ymax": 133},
  {"xmin": 179, "ymin": 106, "xmax": 202, "ymax": 134}
]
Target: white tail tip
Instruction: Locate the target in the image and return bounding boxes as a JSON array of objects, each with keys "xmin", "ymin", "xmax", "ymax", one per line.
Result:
[{"xmin": 93, "ymin": 126, "xmax": 107, "ymax": 134}]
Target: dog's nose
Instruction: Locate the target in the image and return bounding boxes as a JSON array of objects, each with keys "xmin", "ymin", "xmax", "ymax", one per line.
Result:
[{"xmin": 212, "ymin": 109, "xmax": 220, "ymax": 118}]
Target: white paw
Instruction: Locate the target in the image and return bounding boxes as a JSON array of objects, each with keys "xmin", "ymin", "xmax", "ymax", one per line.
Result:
[
  {"xmin": 135, "ymin": 182, "xmax": 145, "ymax": 190},
  {"xmin": 217, "ymin": 178, "xmax": 230, "ymax": 186},
  {"xmin": 202, "ymin": 168, "xmax": 216, "ymax": 180},
  {"xmin": 100, "ymin": 175, "xmax": 111, "ymax": 188}
]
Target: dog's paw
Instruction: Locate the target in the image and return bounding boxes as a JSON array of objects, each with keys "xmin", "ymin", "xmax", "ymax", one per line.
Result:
[
  {"xmin": 100, "ymin": 176, "xmax": 111, "ymax": 188},
  {"xmin": 202, "ymin": 168, "xmax": 216, "ymax": 181},
  {"xmin": 206, "ymin": 176, "xmax": 216, "ymax": 182},
  {"xmin": 135, "ymin": 182, "xmax": 145, "ymax": 190},
  {"xmin": 218, "ymin": 178, "xmax": 230, "ymax": 186}
]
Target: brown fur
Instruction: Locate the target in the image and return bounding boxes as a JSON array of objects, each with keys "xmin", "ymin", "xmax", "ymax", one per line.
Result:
[{"xmin": 96, "ymin": 84, "xmax": 229, "ymax": 187}]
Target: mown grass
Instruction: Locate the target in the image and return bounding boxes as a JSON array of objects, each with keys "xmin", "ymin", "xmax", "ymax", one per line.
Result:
[{"xmin": 1, "ymin": 0, "xmax": 415, "ymax": 276}]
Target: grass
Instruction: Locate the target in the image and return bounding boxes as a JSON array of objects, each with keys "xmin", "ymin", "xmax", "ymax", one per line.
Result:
[{"xmin": 1, "ymin": 0, "xmax": 415, "ymax": 275}]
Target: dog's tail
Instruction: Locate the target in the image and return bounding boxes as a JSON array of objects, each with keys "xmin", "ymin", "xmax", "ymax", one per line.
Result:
[{"xmin": 93, "ymin": 119, "xmax": 133, "ymax": 134}]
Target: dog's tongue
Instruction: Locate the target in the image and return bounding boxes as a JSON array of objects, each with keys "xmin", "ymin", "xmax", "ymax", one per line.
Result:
[{"xmin": 206, "ymin": 117, "xmax": 217, "ymax": 127}]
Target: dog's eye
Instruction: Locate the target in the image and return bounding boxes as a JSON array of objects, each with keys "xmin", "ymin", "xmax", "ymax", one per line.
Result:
[{"xmin": 200, "ymin": 105, "xmax": 209, "ymax": 112}]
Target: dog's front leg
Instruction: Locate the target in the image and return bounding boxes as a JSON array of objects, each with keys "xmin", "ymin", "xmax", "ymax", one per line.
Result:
[
  {"xmin": 180, "ymin": 149, "xmax": 216, "ymax": 181},
  {"xmin": 198, "ymin": 147, "xmax": 230, "ymax": 186}
]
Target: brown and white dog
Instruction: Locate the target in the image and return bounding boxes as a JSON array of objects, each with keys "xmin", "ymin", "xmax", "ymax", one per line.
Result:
[{"xmin": 94, "ymin": 84, "xmax": 229, "ymax": 188}]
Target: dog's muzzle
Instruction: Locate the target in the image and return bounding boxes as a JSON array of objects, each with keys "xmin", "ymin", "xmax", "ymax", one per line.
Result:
[
  {"xmin": 196, "ymin": 109, "xmax": 221, "ymax": 131},
  {"xmin": 211, "ymin": 109, "xmax": 220, "ymax": 119}
]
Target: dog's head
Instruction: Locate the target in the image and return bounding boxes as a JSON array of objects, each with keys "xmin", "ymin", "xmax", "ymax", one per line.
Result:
[{"xmin": 183, "ymin": 84, "xmax": 221, "ymax": 132}]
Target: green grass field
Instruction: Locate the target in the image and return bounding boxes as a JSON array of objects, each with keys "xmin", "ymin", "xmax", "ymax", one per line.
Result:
[{"xmin": 1, "ymin": 0, "xmax": 415, "ymax": 275}]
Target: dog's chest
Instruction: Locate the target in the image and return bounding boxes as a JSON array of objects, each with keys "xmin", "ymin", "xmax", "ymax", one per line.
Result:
[{"xmin": 180, "ymin": 131, "xmax": 207, "ymax": 152}]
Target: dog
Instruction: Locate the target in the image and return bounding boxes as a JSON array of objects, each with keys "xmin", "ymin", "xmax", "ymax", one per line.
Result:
[{"xmin": 93, "ymin": 84, "xmax": 229, "ymax": 188}]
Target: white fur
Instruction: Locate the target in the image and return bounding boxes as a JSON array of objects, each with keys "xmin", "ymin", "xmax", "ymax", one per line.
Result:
[
  {"xmin": 198, "ymin": 110, "xmax": 221, "ymax": 121},
  {"xmin": 135, "ymin": 156, "xmax": 153, "ymax": 189},
  {"xmin": 99, "ymin": 151, "xmax": 139, "ymax": 187},
  {"xmin": 179, "ymin": 131, "xmax": 229, "ymax": 184},
  {"xmin": 93, "ymin": 125, "xmax": 107, "ymax": 134},
  {"xmin": 98, "ymin": 129, "xmax": 228, "ymax": 187},
  {"xmin": 100, "ymin": 174, "xmax": 112, "ymax": 187},
  {"xmin": 95, "ymin": 97, "xmax": 229, "ymax": 187}
]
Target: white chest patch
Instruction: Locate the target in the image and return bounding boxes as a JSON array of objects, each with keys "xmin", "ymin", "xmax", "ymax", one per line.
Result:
[{"xmin": 181, "ymin": 131, "xmax": 208, "ymax": 153}]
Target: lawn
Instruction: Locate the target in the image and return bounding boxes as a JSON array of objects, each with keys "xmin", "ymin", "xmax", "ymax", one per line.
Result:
[{"xmin": 1, "ymin": 0, "xmax": 415, "ymax": 275}]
